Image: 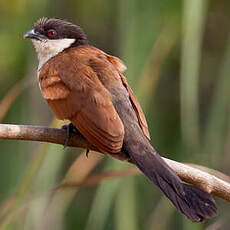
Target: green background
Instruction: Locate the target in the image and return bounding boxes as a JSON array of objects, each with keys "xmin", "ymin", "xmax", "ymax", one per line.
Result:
[{"xmin": 0, "ymin": 0, "xmax": 230, "ymax": 229}]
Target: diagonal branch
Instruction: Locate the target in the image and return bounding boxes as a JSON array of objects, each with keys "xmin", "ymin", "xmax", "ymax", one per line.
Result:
[{"xmin": 1, "ymin": 123, "xmax": 230, "ymax": 202}]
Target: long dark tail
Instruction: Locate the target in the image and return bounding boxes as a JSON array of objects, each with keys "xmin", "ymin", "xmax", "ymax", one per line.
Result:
[{"xmin": 122, "ymin": 139, "xmax": 217, "ymax": 222}]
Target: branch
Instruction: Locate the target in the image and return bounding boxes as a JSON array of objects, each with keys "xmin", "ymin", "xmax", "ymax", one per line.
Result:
[{"xmin": 1, "ymin": 123, "xmax": 230, "ymax": 202}]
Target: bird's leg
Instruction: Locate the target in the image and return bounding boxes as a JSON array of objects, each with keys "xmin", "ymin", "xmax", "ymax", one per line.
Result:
[
  {"xmin": 86, "ymin": 149, "xmax": 90, "ymax": 158},
  {"xmin": 61, "ymin": 123, "xmax": 80, "ymax": 147},
  {"xmin": 62, "ymin": 123, "xmax": 90, "ymax": 157}
]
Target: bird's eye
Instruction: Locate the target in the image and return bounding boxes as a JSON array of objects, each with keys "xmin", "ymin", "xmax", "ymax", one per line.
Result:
[{"xmin": 47, "ymin": 29, "xmax": 57, "ymax": 38}]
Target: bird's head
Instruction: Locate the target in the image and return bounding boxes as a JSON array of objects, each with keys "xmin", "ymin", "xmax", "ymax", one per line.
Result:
[{"xmin": 24, "ymin": 17, "xmax": 88, "ymax": 61}]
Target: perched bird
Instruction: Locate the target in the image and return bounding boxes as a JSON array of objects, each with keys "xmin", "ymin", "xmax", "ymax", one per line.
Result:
[{"xmin": 24, "ymin": 17, "xmax": 217, "ymax": 222}]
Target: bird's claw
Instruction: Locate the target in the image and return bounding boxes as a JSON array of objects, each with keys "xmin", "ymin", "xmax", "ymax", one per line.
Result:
[{"xmin": 61, "ymin": 123, "xmax": 79, "ymax": 148}]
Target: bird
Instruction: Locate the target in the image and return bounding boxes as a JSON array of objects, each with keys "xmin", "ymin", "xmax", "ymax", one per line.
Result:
[{"xmin": 24, "ymin": 17, "xmax": 217, "ymax": 222}]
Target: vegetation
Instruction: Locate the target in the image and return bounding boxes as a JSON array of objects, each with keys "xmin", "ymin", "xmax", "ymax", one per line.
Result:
[{"xmin": 0, "ymin": 0, "xmax": 230, "ymax": 229}]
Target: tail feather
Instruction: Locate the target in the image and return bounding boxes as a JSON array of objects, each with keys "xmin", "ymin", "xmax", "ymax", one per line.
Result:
[{"xmin": 123, "ymin": 142, "xmax": 217, "ymax": 222}]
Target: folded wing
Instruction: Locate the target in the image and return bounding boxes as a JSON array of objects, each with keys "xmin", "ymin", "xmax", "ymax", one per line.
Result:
[{"xmin": 39, "ymin": 50, "xmax": 124, "ymax": 154}]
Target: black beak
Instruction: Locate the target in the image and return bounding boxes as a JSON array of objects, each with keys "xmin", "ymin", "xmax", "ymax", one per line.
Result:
[{"xmin": 23, "ymin": 29, "xmax": 47, "ymax": 40}]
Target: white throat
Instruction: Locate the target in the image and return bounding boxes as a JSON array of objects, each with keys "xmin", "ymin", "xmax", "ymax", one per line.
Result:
[{"xmin": 32, "ymin": 38, "xmax": 75, "ymax": 71}]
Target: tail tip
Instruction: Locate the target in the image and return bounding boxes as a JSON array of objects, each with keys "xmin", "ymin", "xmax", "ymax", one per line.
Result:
[{"xmin": 182, "ymin": 184, "xmax": 217, "ymax": 222}]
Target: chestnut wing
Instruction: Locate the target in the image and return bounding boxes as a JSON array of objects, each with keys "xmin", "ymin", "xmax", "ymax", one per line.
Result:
[{"xmin": 39, "ymin": 52, "xmax": 124, "ymax": 154}]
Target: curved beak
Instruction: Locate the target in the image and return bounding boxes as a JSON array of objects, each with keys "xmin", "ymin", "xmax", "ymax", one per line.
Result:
[{"xmin": 23, "ymin": 29, "xmax": 47, "ymax": 40}]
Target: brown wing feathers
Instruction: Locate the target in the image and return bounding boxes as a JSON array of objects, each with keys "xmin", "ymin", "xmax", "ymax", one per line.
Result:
[
  {"xmin": 39, "ymin": 47, "xmax": 126, "ymax": 154},
  {"xmin": 39, "ymin": 46, "xmax": 149, "ymax": 154}
]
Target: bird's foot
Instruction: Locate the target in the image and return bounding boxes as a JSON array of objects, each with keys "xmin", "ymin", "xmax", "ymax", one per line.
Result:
[{"xmin": 61, "ymin": 123, "xmax": 80, "ymax": 148}]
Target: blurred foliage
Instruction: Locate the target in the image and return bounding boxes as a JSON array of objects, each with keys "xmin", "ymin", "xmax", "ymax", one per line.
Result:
[{"xmin": 0, "ymin": 0, "xmax": 230, "ymax": 229}]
